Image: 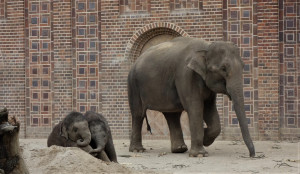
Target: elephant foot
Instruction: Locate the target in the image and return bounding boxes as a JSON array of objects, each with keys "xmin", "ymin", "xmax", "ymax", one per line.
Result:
[
  {"xmin": 129, "ymin": 144, "xmax": 146, "ymax": 152},
  {"xmin": 189, "ymin": 147, "xmax": 208, "ymax": 157},
  {"xmin": 203, "ymin": 127, "xmax": 220, "ymax": 147},
  {"xmin": 203, "ymin": 137, "xmax": 216, "ymax": 147},
  {"xmin": 171, "ymin": 144, "xmax": 188, "ymax": 153}
]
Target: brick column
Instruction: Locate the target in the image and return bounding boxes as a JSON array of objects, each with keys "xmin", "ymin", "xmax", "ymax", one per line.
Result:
[
  {"xmin": 221, "ymin": 0, "xmax": 259, "ymax": 140},
  {"xmin": 72, "ymin": 0, "xmax": 102, "ymax": 114},
  {"xmin": 0, "ymin": 0, "xmax": 26, "ymax": 137},
  {"xmin": 52, "ymin": 0, "xmax": 73, "ymax": 124},
  {"xmin": 257, "ymin": 0, "xmax": 280, "ymax": 140},
  {"xmin": 278, "ymin": 0, "xmax": 300, "ymax": 140},
  {"xmin": 25, "ymin": 0, "xmax": 54, "ymax": 138}
]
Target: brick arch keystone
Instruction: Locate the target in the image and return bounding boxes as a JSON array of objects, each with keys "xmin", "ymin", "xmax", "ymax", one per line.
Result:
[{"xmin": 125, "ymin": 23, "xmax": 189, "ymax": 62}]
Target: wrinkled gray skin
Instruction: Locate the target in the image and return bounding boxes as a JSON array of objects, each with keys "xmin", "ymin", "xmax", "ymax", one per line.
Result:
[
  {"xmin": 128, "ymin": 37, "xmax": 255, "ymax": 157},
  {"xmin": 47, "ymin": 112, "xmax": 92, "ymax": 152},
  {"xmin": 85, "ymin": 111, "xmax": 118, "ymax": 162}
]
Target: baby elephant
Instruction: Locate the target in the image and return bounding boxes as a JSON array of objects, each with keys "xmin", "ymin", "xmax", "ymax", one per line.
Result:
[
  {"xmin": 84, "ymin": 111, "xmax": 118, "ymax": 163},
  {"xmin": 47, "ymin": 112, "xmax": 93, "ymax": 153}
]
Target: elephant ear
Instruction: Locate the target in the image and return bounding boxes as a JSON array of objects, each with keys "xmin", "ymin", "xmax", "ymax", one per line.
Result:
[
  {"xmin": 187, "ymin": 50, "xmax": 207, "ymax": 80},
  {"xmin": 60, "ymin": 123, "xmax": 69, "ymax": 139}
]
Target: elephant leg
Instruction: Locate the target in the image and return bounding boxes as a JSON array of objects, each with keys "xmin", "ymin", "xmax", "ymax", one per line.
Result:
[
  {"xmin": 203, "ymin": 96, "xmax": 221, "ymax": 147},
  {"xmin": 163, "ymin": 112, "xmax": 187, "ymax": 153},
  {"xmin": 129, "ymin": 110, "xmax": 146, "ymax": 152},
  {"xmin": 105, "ymin": 134, "xmax": 118, "ymax": 162},
  {"xmin": 187, "ymin": 102, "xmax": 208, "ymax": 157}
]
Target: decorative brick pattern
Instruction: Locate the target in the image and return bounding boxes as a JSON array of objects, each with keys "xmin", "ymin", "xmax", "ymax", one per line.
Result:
[
  {"xmin": 25, "ymin": 0, "xmax": 54, "ymax": 137},
  {"xmin": 0, "ymin": 0, "xmax": 6, "ymax": 19},
  {"xmin": 1, "ymin": 0, "xmax": 299, "ymax": 140},
  {"xmin": 222, "ymin": 0, "xmax": 258, "ymax": 140},
  {"xmin": 72, "ymin": 0, "xmax": 101, "ymax": 114},
  {"xmin": 279, "ymin": 0, "xmax": 300, "ymax": 140},
  {"xmin": 170, "ymin": 0, "xmax": 203, "ymax": 11},
  {"xmin": 120, "ymin": 0, "xmax": 150, "ymax": 14}
]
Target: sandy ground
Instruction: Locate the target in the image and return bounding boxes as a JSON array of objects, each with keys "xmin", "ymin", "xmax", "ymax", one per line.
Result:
[{"xmin": 20, "ymin": 139, "xmax": 299, "ymax": 174}]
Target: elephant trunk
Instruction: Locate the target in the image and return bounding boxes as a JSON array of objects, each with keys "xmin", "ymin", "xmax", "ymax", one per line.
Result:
[
  {"xmin": 77, "ymin": 132, "xmax": 91, "ymax": 147},
  {"xmin": 99, "ymin": 150, "xmax": 110, "ymax": 162},
  {"xmin": 227, "ymin": 81, "xmax": 255, "ymax": 157},
  {"xmin": 90, "ymin": 136, "xmax": 106, "ymax": 153}
]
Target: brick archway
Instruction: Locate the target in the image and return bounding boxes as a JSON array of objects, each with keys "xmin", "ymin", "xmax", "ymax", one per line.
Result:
[
  {"xmin": 125, "ymin": 22, "xmax": 189, "ymax": 63},
  {"xmin": 125, "ymin": 23, "xmax": 191, "ymax": 139}
]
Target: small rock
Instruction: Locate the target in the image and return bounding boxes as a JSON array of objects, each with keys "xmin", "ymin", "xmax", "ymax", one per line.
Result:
[{"xmin": 158, "ymin": 152, "xmax": 167, "ymax": 157}]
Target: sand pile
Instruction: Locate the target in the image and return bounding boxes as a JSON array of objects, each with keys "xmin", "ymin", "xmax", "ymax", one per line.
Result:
[{"xmin": 21, "ymin": 141, "xmax": 138, "ymax": 174}]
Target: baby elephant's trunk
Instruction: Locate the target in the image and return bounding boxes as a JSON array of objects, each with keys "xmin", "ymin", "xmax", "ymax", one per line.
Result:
[
  {"xmin": 89, "ymin": 136, "xmax": 107, "ymax": 157},
  {"xmin": 90, "ymin": 136, "xmax": 105, "ymax": 153},
  {"xmin": 99, "ymin": 150, "xmax": 110, "ymax": 162}
]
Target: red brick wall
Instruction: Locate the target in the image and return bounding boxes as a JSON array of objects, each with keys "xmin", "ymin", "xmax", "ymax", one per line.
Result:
[
  {"xmin": 257, "ymin": 0, "xmax": 280, "ymax": 140},
  {"xmin": 279, "ymin": 0, "xmax": 300, "ymax": 140},
  {"xmin": 0, "ymin": 0, "xmax": 299, "ymax": 140},
  {"xmin": 0, "ymin": 0, "xmax": 26, "ymax": 137},
  {"xmin": 221, "ymin": 0, "xmax": 259, "ymax": 140},
  {"xmin": 25, "ymin": 0, "xmax": 54, "ymax": 137},
  {"xmin": 52, "ymin": 0, "xmax": 73, "ymax": 126}
]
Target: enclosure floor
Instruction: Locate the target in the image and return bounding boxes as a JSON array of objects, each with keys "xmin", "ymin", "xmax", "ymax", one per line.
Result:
[{"xmin": 21, "ymin": 139, "xmax": 299, "ymax": 174}]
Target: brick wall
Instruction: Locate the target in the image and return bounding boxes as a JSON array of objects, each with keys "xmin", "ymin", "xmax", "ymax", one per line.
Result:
[
  {"xmin": 24, "ymin": 0, "xmax": 54, "ymax": 137},
  {"xmin": 279, "ymin": 0, "xmax": 300, "ymax": 140},
  {"xmin": 0, "ymin": 0, "xmax": 299, "ymax": 141},
  {"xmin": 0, "ymin": 0, "xmax": 26, "ymax": 137},
  {"xmin": 257, "ymin": 0, "xmax": 280, "ymax": 140},
  {"xmin": 221, "ymin": 0, "xmax": 259, "ymax": 140},
  {"xmin": 52, "ymin": 0, "xmax": 73, "ymax": 124},
  {"xmin": 101, "ymin": 0, "xmax": 224, "ymax": 139}
]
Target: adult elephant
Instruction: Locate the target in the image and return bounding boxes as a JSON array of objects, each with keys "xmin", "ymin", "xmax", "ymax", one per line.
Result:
[
  {"xmin": 47, "ymin": 111, "xmax": 92, "ymax": 151},
  {"xmin": 127, "ymin": 37, "xmax": 255, "ymax": 157}
]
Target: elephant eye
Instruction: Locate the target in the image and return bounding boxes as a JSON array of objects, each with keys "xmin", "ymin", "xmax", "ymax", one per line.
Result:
[
  {"xmin": 221, "ymin": 66, "xmax": 226, "ymax": 72},
  {"xmin": 73, "ymin": 127, "xmax": 78, "ymax": 132}
]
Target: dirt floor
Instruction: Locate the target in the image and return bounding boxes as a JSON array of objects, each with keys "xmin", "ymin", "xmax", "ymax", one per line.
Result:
[{"xmin": 20, "ymin": 139, "xmax": 299, "ymax": 174}]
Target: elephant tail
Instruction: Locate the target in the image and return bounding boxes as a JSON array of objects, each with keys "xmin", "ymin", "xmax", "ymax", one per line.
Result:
[
  {"xmin": 128, "ymin": 68, "xmax": 138, "ymax": 114},
  {"xmin": 145, "ymin": 115, "xmax": 152, "ymax": 134},
  {"xmin": 128, "ymin": 66, "xmax": 152, "ymax": 134}
]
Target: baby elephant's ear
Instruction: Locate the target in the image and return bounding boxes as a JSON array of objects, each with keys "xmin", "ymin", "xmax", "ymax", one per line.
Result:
[
  {"xmin": 187, "ymin": 50, "xmax": 207, "ymax": 80},
  {"xmin": 60, "ymin": 123, "xmax": 68, "ymax": 139}
]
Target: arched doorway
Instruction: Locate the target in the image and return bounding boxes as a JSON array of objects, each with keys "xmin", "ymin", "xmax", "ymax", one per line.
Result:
[
  {"xmin": 127, "ymin": 25, "xmax": 190, "ymax": 139},
  {"xmin": 140, "ymin": 34, "xmax": 176, "ymax": 54}
]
